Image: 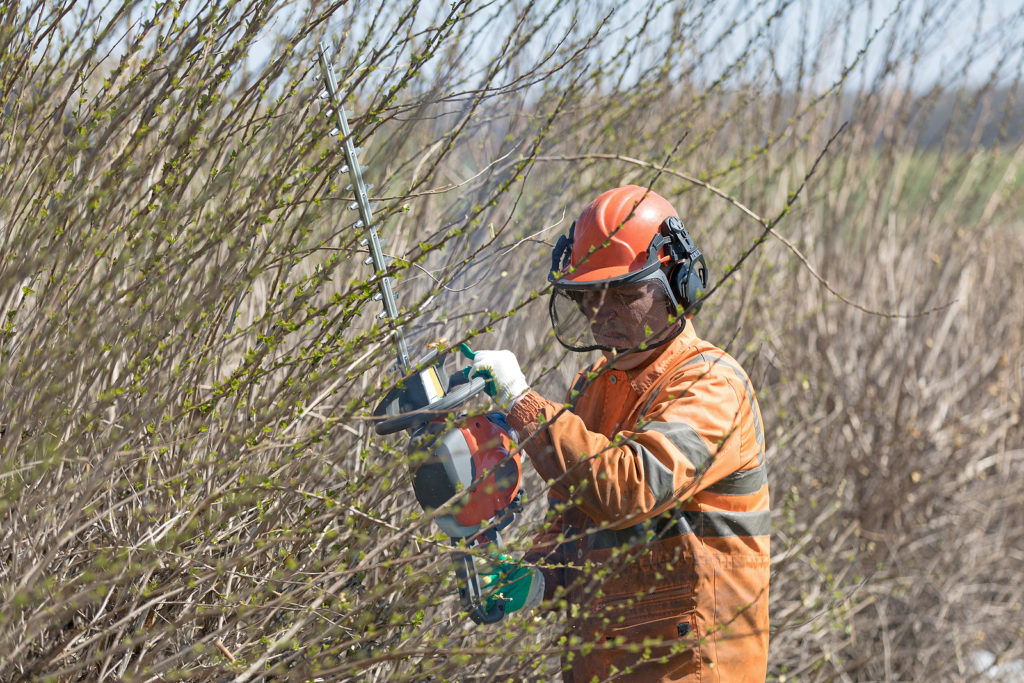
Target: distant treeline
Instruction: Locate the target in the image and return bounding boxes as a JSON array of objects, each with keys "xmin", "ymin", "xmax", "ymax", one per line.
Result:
[{"xmin": 847, "ymin": 84, "xmax": 1024, "ymax": 148}]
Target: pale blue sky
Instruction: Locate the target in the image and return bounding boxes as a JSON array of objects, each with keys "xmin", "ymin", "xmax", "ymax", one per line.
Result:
[{"xmin": 87, "ymin": 0, "xmax": 1024, "ymax": 98}]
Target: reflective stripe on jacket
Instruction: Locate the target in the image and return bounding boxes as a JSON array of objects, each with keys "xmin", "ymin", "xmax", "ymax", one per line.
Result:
[{"xmin": 507, "ymin": 321, "xmax": 769, "ymax": 682}]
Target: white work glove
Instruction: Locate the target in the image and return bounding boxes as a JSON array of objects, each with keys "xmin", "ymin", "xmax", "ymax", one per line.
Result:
[{"xmin": 468, "ymin": 349, "xmax": 530, "ymax": 407}]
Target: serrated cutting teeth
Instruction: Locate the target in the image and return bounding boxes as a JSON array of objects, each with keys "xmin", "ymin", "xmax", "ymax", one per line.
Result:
[{"xmin": 318, "ymin": 38, "xmax": 410, "ymax": 372}]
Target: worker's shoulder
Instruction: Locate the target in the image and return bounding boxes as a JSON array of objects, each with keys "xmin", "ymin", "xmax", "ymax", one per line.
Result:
[{"xmin": 670, "ymin": 338, "xmax": 755, "ymax": 389}]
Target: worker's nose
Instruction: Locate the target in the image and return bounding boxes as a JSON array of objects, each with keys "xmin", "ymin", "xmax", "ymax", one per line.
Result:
[
  {"xmin": 581, "ymin": 292, "xmax": 607, "ymax": 319},
  {"xmin": 594, "ymin": 301, "xmax": 618, "ymax": 324}
]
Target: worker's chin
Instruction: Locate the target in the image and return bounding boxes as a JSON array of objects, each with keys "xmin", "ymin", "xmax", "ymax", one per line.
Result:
[
  {"xmin": 600, "ymin": 341, "xmax": 636, "ymax": 355},
  {"xmin": 603, "ymin": 346, "xmax": 656, "ymax": 370},
  {"xmin": 598, "ymin": 339, "xmax": 642, "ymax": 360}
]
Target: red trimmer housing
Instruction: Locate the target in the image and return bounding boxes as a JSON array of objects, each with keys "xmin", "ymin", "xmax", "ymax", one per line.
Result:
[{"xmin": 412, "ymin": 414, "xmax": 522, "ymax": 539}]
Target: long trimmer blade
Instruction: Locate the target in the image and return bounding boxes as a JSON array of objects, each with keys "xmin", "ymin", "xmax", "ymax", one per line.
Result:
[{"xmin": 317, "ymin": 40, "xmax": 410, "ymax": 372}]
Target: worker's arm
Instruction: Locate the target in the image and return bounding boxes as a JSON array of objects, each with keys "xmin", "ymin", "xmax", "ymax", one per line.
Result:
[{"xmin": 507, "ymin": 365, "xmax": 758, "ymax": 527}]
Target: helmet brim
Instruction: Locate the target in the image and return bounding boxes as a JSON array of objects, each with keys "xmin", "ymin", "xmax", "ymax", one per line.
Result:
[{"xmin": 552, "ymin": 259, "xmax": 666, "ymax": 290}]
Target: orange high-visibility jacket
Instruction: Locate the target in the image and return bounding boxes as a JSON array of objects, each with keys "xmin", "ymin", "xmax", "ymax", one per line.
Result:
[{"xmin": 507, "ymin": 322, "xmax": 770, "ymax": 682}]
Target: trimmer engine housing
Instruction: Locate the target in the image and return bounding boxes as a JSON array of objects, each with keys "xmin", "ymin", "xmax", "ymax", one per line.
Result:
[{"xmin": 412, "ymin": 413, "xmax": 522, "ymax": 539}]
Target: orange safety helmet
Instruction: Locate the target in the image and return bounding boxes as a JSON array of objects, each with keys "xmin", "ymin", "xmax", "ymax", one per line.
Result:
[
  {"xmin": 557, "ymin": 185, "xmax": 680, "ymax": 283},
  {"xmin": 548, "ymin": 185, "xmax": 709, "ymax": 352}
]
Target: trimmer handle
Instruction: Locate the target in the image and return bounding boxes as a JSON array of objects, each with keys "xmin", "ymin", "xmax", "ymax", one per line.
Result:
[
  {"xmin": 454, "ymin": 547, "xmax": 507, "ymax": 625},
  {"xmin": 375, "ymin": 376, "xmax": 487, "ymax": 434},
  {"xmin": 373, "ymin": 348, "xmax": 488, "ymax": 435}
]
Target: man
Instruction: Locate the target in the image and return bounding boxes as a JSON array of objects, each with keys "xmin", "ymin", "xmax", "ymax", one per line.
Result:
[{"xmin": 470, "ymin": 185, "xmax": 770, "ymax": 682}]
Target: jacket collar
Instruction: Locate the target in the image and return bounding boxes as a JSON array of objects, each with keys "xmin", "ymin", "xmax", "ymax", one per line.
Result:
[{"xmin": 625, "ymin": 320, "xmax": 698, "ymax": 396}]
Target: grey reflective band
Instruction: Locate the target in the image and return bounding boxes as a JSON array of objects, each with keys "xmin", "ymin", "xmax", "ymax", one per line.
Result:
[
  {"xmin": 586, "ymin": 508, "xmax": 770, "ymax": 549},
  {"xmin": 683, "ymin": 353, "xmax": 764, "ymax": 449},
  {"xmin": 641, "ymin": 421, "xmax": 713, "ymax": 471},
  {"xmin": 627, "ymin": 441, "xmax": 676, "ymax": 506},
  {"xmin": 586, "ymin": 512, "xmax": 694, "ymax": 550},
  {"xmin": 684, "ymin": 509, "xmax": 771, "ymax": 537},
  {"xmin": 706, "ymin": 461, "xmax": 768, "ymax": 496}
]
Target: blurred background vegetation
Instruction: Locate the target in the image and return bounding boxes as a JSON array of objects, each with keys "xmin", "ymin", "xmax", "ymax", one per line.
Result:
[{"xmin": 1, "ymin": 0, "xmax": 1022, "ymax": 680}]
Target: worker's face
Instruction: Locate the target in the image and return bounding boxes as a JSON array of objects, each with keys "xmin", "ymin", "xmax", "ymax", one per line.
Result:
[{"xmin": 578, "ymin": 280, "xmax": 675, "ymax": 350}]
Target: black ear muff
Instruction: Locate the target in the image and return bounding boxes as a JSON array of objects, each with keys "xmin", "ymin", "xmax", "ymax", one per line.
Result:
[
  {"xmin": 548, "ymin": 220, "xmax": 576, "ymax": 282},
  {"xmin": 675, "ymin": 257, "xmax": 708, "ymax": 313},
  {"xmin": 660, "ymin": 216, "xmax": 710, "ymax": 314}
]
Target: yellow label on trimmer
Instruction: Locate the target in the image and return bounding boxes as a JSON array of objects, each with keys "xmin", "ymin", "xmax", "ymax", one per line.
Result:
[{"xmin": 422, "ymin": 367, "xmax": 445, "ymax": 403}]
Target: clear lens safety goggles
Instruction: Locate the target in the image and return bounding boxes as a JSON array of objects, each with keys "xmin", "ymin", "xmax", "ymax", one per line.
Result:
[{"xmin": 548, "ymin": 270, "xmax": 683, "ymax": 354}]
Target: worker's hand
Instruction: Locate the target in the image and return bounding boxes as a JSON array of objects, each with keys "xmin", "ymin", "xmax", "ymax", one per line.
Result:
[
  {"xmin": 463, "ymin": 348, "xmax": 530, "ymax": 407},
  {"xmin": 480, "ymin": 555, "xmax": 545, "ymax": 615}
]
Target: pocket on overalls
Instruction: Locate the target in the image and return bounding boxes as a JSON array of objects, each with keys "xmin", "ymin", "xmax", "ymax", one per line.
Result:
[
  {"xmin": 576, "ymin": 585, "xmax": 699, "ymax": 681},
  {"xmin": 597, "ymin": 585, "xmax": 697, "ymax": 648}
]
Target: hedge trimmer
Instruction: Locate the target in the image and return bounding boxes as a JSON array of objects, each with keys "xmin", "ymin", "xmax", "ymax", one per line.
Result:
[{"xmin": 316, "ymin": 41, "xmax": 534, "ymax": 623}]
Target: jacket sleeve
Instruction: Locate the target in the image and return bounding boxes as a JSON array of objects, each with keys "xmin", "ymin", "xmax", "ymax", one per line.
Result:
[{"xmin": 507, "ymin": 365, "xmax": 758, "ymax": 527}]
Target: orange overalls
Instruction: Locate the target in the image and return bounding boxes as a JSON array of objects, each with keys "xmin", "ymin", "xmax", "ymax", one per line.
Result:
[{"xmin": 507, "ymin": 322, "xmax": 770, "ymax": 682}]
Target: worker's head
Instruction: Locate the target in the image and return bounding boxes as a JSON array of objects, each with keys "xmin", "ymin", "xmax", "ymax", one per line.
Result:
[{"xmin": 548, "ymin": 185, "xmax": 709, "ymax": 358}]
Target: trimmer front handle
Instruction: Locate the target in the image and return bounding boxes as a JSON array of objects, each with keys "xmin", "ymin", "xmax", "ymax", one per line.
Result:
[
  {"xmin": 454, "ymin": 550, "xmax": 507, "ymax": 624},
  {"xmin": 373, "ymin": 347, "xmax": 487, "ymax": 435}
]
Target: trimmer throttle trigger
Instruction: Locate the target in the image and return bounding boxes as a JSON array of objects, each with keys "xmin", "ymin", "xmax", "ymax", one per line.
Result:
[
  {"xmin": 449, "ymin": 365, "xmax": 472, "ymax": 388},
  {"xmin": 449, "ymin": 343, "xmax": 478, "ymax": 389}
]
